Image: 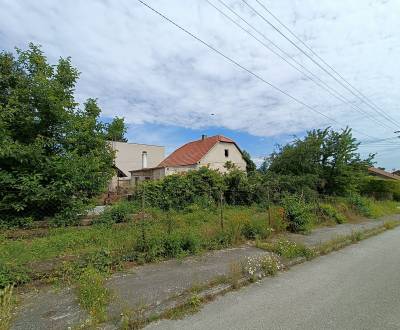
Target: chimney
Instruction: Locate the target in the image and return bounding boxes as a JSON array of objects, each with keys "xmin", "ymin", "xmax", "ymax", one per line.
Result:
[{"xmin": 201, "ymin": 134, "xmax": 207, "ymax": 140}]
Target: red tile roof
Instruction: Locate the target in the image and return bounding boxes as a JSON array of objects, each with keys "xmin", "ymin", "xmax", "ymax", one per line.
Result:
[
  {"xmin": 159, "ymin": 135, "xmax": 236, "ymax": 167},
  {"xmin": 368, "ymin": 167, "xmax": 400, "ymax": 180}
]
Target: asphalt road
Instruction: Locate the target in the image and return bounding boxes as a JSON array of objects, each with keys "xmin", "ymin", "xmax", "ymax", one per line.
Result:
[{"xmin": 146, "ymin": 226, "xmax": 400, "ymax": 330}]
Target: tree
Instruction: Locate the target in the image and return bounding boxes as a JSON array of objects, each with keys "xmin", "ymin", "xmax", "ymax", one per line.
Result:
[
  {"xmin": 105, "ymin": 117, "xmax": 127, "ymax": 142},
  {"xmin": 0, "ymin": 44, "xmax": 115, "ymax": 226},
  {"xmin": 242, "ymin": 150, "xmax": 257, "ymax": 173},
  {"xmin": 266, "ymin": 127, "xmax": 374, "ymax": 196}
]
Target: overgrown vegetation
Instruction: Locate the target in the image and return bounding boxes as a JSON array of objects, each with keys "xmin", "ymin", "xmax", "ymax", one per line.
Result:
[
  {"xmin": 0, "ymin": 44, "xmax": 125, "ymax": 228},
  {"xmin": 77, "ymin": 267, "xmax": 110, "ymax": 323},
  {"xmin": 257, "ymin": 240, "xmax": 316, "ymax": 260},
  {"xmin": 0, "ymin": 285, "xmax": 15, "ymax": 330}
]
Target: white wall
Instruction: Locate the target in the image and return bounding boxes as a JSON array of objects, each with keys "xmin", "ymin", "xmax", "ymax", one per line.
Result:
[
  {"xmin": 110, "ymin": 141, "xmax": 165, "ymax": 176},
  {"xmin": 200, "ymin": 142, "xmax": 246, "ymax": 172}
]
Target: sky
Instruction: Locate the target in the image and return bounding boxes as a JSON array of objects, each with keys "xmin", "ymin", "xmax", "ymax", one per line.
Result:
[{"xmin": 1, "ymin": 0, "xmax": 399, "ymax": 169}]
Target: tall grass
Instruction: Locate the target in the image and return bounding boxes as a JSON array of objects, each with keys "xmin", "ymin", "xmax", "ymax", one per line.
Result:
[{"xmin": 0, "ymin": 284, "xmax": 15, "ymax": 330}]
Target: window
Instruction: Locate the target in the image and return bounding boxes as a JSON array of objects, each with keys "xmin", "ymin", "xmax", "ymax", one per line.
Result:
[
  {"xmin": 224, "ymin": 149, "xmax": 229, "ymax": 157},
  {"xmin": 142, "ymin": 151, "xmax": 147, "ymax": 168}
]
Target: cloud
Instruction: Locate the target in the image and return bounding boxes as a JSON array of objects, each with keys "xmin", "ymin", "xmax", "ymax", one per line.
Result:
[{"xmin": 0, "ymin": 0, "xmax": 399, "ymax": 167}]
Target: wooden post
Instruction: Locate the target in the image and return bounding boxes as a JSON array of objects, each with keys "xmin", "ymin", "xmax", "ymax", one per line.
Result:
[
  {"xmin": 267, "ymin": 189, "xmax": 272, "ymax": 228},
  {"xmin": 141, "ymin": 185, "xmax": 146, "ymax": 250}
]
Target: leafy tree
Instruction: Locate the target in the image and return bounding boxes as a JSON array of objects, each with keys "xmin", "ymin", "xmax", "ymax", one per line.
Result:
[
  {"xmin": 242, "ymin": 150, "xmax": 256, "ymax": 173},
  {"xmin": 266, "ymin": 127, "xmax": 373, "ymax": 196},
  {"xmin": 0, "ymin": 44, "xmax": 114, "ymax": 226},
  {"xmin": 105, "ymin": 117, "xmax": 127, "ymax": 142}
]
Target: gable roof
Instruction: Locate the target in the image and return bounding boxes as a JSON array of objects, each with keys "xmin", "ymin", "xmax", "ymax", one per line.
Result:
[
  {"xmin": 158, "ymin": 135, "xmax": 238, "ymax": 167},
  {"xmin": 368, "ymin": 167, "xmax": 400, "ymax": 181}
]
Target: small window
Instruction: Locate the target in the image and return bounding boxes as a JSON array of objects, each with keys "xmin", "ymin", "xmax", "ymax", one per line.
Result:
[
  {"xmin": 224, "ymin": 149, "xmax": 229, "ymax": 157},
  {"xmin": 145, "ymin": 176, "xmax": 151, "ymax": 180}
]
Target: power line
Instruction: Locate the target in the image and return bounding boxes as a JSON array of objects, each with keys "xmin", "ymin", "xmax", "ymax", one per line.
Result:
[
  {"xmin": 137, "ymin": 0, "xmax": 379, "ymax": 141},
  {"xmin": 206, "ymin": 0, "xmax": 396, "ymax": 132},
  {"xmin": 253, "ymin": 0, "xmax": 400, "ymax": 129},
  {"xmin": 242, "ymin": 0, "xmax": 400, "ymax": 130}
]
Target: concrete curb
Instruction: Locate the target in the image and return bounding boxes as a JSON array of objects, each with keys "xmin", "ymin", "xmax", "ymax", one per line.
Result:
[{"xmin": 113, "ymin": 220, "xmax": 399, "ymax": 329}]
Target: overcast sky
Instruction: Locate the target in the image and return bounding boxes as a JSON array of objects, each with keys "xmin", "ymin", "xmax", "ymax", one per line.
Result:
[{"xmin": 1, "ymin": 0, "xmax": 399, "ymax": 169}]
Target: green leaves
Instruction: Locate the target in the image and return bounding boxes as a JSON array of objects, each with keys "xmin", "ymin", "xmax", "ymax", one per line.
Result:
[
  {"xmin": 0, "ymin": 44, "xmax": 114, "ymax": 227},
  {"xmin": 265, "ymin": 127, "xmax": 373, "ymax": 196}
]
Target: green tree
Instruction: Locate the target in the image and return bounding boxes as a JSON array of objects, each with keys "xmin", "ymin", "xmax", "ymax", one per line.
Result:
[
  {"xmin": 266, "ymin": 127, "xmax": 373, "ymax": 196},
  {"xmin": 105, "ymin": 117, "xmax": 127, "ymax": 142},
  {"xmin": 0, "ymin": 44, "xmax": 114, "ymax": 227},
  {"xmin": 242, "ymin": 150, "xmax": 256, "ymax": 173}
]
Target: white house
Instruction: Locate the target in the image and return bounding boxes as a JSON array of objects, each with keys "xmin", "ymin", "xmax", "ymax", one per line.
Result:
[
  {"xmin": 108, "ymin": 141, "xmax": 165, "ymax": 191},
  {"xmin": 130, "ymin": 135, "xmax": 246, "ymax": 182}
]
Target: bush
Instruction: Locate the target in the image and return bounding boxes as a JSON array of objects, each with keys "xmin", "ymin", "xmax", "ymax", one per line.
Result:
[
  {"xmin": 360, "ymin": 178, "xmax": 400, "ymax": 201},
  {"xmin": 319, "ymin": 203, "xmax": 346, "ymax": 224},
  {"xmin": 96, "ymin": 202, "xmax": 136, "ymax": 225},
  {"xmin": 163, "ymin": 231, "xmax": 201, "ymax": 258},
  {"xmin": 281, "ymin": 194, "xmax": 315, "ymax": 233},
  {"xmin": 135, "ymin": 167, "xmax": 225, "ymax": 210},
  {"xmin": 346, "ymin": 194, "xmax": 372, "ymax": 217},
  {"xmin": 241, "ymin": 221, "xmax": 269, "ymax": 240}
]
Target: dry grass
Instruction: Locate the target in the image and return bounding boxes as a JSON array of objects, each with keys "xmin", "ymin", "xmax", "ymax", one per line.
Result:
[{"xmin": 0, "ymin": 285, "xmax": 15, "ymax": 330}]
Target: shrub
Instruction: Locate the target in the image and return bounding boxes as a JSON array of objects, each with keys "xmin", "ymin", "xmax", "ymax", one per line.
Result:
[
  {"xmin": 96, "ymin": 202, "xmax": 136, "ymax": 225},
  {"xmin": 281, "ymin": 194, "xmax": 315, "ymax": 232},
  {"xmin": 241, "ymin": 221, "xmax": 270, "ymax": 240},
  {"xmin": 319, "ymin": 203, "xmax": 346, "ymax": 224},
  {"xmin": 346, "ymin": 194, "xmax": 372, "ymax": 217},
  {"xmin": 360, "ymin": 177, "xmax": 400, "ymax": 201},
  {"xmin": 135, "ymin": 167, "xmax": 225, "ymax": 210}
]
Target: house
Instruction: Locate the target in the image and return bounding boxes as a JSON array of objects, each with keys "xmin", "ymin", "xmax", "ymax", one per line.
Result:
[
  {"xmin": 393, "ymin": 170, "xmax": 400, "ymax": 176},
  {"xmin": 367, "ymin": 167, "xmax": 400, "ymax": 181},
  {"xmin": 108, "ymin": 141, "xmax": 165, "ymax": 191},
  {"xmin": 130, "ymin": 135, "xmax": 246, "ymax": 182}
]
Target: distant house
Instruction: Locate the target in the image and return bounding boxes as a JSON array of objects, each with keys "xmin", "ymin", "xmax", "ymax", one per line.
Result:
[
  {"xmin": 368, "ymin": 167, "xmax": 400, "ymax": 181},
  {"xmin": 130, "ymin": 135, "xmax": 246, "ymax": 182},
  {"xmin": 393, "ymin": 170, "xmax": 400, "ymax": 176},
  {"xmin": 108, "ymin": 141, "xmax": 165, "ymax": 191}
]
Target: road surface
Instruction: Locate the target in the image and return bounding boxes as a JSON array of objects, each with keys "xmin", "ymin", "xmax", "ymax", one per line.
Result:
[{"xmin": 147, "ymin": 226, "xmax": 400, "ymax": 330}]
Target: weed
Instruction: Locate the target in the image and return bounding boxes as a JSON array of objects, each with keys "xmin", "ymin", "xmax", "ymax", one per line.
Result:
[
  {"xmin": 228, "ymin": 262, "xmax": 243, "ymax": 289},
  {"xmin": 0, "ymin": 284, "xmax": 15, "ymax": 330},
  {"xmin": 257, "ymin": 239, "xmax": 316, "ymax": 260},
  {"xmin": 122, "ymin": 306, "xmax": 147, "ymax": 330},
  {"xmin": 350, "ymin": 231, "xmax": 363, "ymax": 243},
  {"xmin": 242, "ymin": 255, "xmax": 282, "ymax": 280},
  {"xmin": 77, "ymin": 267, "xmax": 110, "ymax": 323},
  {"xmin": 384, "ymin": 221, "xmax": 399, "ymax": 230},
  {"xmin": 319, "ymin": 203, "xmax": 346, "ymax": 224},
  {"xmin": 163, "ymin": 294, "xmax": 203, "ymax": 320},
  {"xmin": 0, "ymin": 264, "xmax": 30, "ymax": 289}
]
